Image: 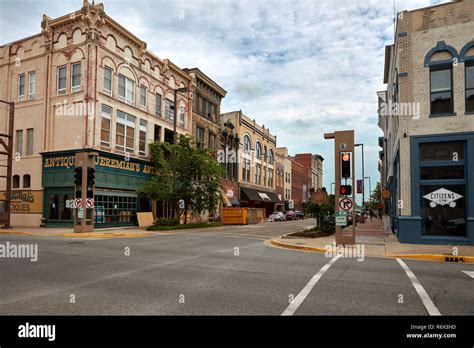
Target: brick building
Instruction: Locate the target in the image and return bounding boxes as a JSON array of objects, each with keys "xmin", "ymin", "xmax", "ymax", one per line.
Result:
[
  {"xmin": 289, "ymin": 157, "xmax": 309, "ymax": 212},
  {"xmin": 292, "ymin": 153, "xmax": 324, "ymax": 192},
  {"xmin": 183, "ymin": 68, "xmax": 226, "ymax": 153},
  {"xmin": 378, "ymin": 0, "xmax": 474, "ymax": 245},
  {"xmin": 0, "ymin": 1, "xmax": 193, "ymax": 227},
  {"xmin": 220, "ymin": 111, "xmax": 280, "ymax": 217}
]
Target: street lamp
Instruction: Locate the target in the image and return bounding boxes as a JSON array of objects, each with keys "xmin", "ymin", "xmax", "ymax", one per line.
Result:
[
  {"xmin": 355, "ymin": 143, "xmax": 364, "ymax": 208},
  {"xmin": 0, "ymin": 100, "xmax": 14, "ymax": 228},
  {"xmin": 173, "ymin": 87, "xmax": 189, "ymax": 144},
  {"xmin": 365, "ymin": 176, "xmax": 371, "ymax": 205}
]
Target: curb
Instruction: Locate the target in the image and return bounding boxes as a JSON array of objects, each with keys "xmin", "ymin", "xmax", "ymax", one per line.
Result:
[
  {"xmin": 386, "ymin": 253, "xmax": 474, "ymax": 263},
  {"xmin": 0, "ymin": 231, "xmax": 35, "ymax": 236},
  {"xmin": 271, "ymin": 239, "xmax": 474, "ymax": 263},
  {"xmin": 270, "ymin": 239, "xmax": 326, "ymax": 253},
  {"xmin": 60, "ymin": 232, "xmax": 153, "ymax": 238}
]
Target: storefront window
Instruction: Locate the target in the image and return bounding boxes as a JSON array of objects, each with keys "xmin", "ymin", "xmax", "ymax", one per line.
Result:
[
  {"xmin": 48, "ymin": 194, "xmax": 73, "ymax": 220},
  {"xmin": 94, "ymin": 194, "xmax": 137, "ymax": 224},
  {"xmin": 421, "ymin": 185, "xmax": 466, "ymax": 236},
  {"xmin": 419, "ymin": 140, "xmax": 466, "ymax": 237}
]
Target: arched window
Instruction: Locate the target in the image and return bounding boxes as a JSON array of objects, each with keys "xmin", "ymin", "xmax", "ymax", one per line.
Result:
[
  {"xmin": 425, "ymin": 41, "xmax": 458, "ymax": 116},
  {"xmin": 23, "ymin": 174, "xmax": 31, "ymax": 188},
  {"xmin": 13, "ymin": 175, "xmax": 20, "ymax": 188},
  {"xmin": 268, "ymin": 149, "xmax": 274, "ymax": 164},
  {"xmin": 243, "ymin": 135, "xmax": 251, "ymax": 153},
  {"xmin": 255, "ymin": 142, "xmax": 262, "ymax": 159}
]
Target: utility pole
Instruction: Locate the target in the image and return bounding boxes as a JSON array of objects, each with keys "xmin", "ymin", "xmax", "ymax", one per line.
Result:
[{"xmin": 0, "ymin": 100, "xmax": 14, "ymax": 228}]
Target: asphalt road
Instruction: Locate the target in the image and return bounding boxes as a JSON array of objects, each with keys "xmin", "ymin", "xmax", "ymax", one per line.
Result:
[{"xmin": 0, "ymin": 222, "xmax": 472, "ymax": 315}]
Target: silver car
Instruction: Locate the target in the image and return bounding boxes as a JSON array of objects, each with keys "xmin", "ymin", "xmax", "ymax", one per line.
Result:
[{"xmin": 269, "ymin": 211, "xmax": 286, "ymax": 222}]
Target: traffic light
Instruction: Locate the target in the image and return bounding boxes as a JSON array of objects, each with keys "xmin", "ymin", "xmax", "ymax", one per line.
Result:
[
  {"xmin": 87, "ymin": 167, "xmax": 96, "ymax": 187},
  {"xmin": 74, "ymin": 167, "xmax": 82, "ymax": 186},
  {"xmin": 340, "ymin": 185, "xmax": 352, "ymax": 196},
  {"xmin": 86, "ymin": 167, "xmax": 95, "ymax": 199},
  {"xmin": 341, "ymin": 152, "xmax": 351, "ymax": 178}
]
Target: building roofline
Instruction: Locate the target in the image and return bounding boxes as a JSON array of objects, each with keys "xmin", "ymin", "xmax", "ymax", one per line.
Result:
[{"xmin": 183, "ymin": 67, "xmax": 227, "ymax": 96}]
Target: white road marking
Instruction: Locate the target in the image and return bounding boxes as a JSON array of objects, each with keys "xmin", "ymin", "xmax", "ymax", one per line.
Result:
[
  {"xmin": 462, "ymin": 271, "xmax": 474, "ymax": 279},
  {"xmin": 282, "ymin": 254, "xmax": 341, "ymax": 316},
  {"xmin": 396, "ymin": 258, "xmax": 441, "ymax": 316}
]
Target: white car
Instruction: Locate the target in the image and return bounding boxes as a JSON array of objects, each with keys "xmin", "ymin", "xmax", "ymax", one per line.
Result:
[{"xmin": 269, "ymin": 211, "xmax": 286, "ymax": 222}]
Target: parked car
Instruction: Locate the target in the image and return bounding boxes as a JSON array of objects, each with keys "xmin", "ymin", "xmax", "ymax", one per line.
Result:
[
  {"xmin": 284, "ymin": 211, "xmax": 295, "ymax": 221},
  {"xmin": 269, "ymin": 211, "xmax": 286, "ymax": 222},
  {"xmin": 294, "ymin": 211, "xmax": 305, "ymax": 220}
]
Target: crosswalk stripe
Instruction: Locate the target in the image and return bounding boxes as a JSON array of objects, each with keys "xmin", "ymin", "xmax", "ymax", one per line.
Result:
[
  {"xmin": 462, "ymin": 271, "xmax": 474, "ymax": 279},
  {"xmin": 396, "ymin": 258, "xmax": 441, "ymax": 316}
]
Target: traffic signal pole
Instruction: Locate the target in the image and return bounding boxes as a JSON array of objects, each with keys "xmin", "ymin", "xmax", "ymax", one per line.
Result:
[
  {"xmin": 74, "ymin": 151, "xmax": 97, "ymax": 233},
  {"xmin": 324, "ymin": 130, "xmax": 356, "ymax": 245}
]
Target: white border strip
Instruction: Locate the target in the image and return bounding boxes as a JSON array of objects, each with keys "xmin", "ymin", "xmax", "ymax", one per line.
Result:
[
  {"xmin": 396, "ymin": 258, "xmax": 441, "ymax": 316},
  {"xmin": 282, "ymin": 254, "xmax": 341, "ymax": 316}
]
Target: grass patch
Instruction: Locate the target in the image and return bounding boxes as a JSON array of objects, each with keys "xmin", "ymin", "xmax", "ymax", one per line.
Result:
[
  {"xmin": 147, "ymin": 221, "xmax": 223, "ymax": 231},
  {"xmin": 287, "ymin": 226, "xmax": 335, "ymax": 238}
]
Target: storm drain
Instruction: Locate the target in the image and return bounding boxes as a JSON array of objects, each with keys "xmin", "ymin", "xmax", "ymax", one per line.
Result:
[{"xmin": 444, "ymin": 256, "xmax": 464, "ymax": 262}]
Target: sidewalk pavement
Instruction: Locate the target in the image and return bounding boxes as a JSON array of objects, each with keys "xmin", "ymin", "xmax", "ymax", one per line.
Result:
[
  {"xmin": 0, "ymin": 226, "xmax": 154, "ymax": 238},
  {"xmin": 271, "ymin": 217, "xmax": 474, "ymax": 263}
]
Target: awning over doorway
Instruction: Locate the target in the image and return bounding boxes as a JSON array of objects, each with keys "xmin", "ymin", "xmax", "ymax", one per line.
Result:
[{"xmin": 240, "ymin": 187, "xmax": 281, "ymax": 203}]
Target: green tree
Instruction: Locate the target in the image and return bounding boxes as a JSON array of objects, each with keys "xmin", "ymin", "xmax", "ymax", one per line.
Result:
[{"xmin": 138, "ymin": 135, "xmax": 223, "ymax": 224}]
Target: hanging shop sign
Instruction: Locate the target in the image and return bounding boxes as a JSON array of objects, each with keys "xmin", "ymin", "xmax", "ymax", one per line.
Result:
[{"xmin": 423, "ymin": 188, "xmax": 463, "ymax": 208}]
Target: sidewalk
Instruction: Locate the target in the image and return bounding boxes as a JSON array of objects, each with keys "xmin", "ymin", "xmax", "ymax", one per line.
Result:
[
  {"xmin": 0, "ymin": 226, "xmax": 154, "ymax": 238},
  {"xmin": 271, "ymin": 217, "xmax": 474, "ymax": 263}
]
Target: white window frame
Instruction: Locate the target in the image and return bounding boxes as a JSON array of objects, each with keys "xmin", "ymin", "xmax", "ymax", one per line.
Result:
[
  {"xmin": 139, "ymin": 119, "xmax": 147, "ymax": 157},
  {"xmin": 57, "ymin": 65, "xmax": 67, "ymax": 95},
  {"xmin": 104, "ymin": 66, "xmax": 113, "ymax": 95},
  {"xmin": 116, "ymin": 110, "xmax": 136, "ymax": 153},
  {"xmin": 118, "ymin": 74, "xmax": 135, "ymax": 105},
  {"xmin": 179, "ymin": 106, "xmax": 185, "ymax": 128},
  {"xmin": 140, "ymin": 85, "xmax": 147, "ymax": 109},
  {"xmin": 18, "ymin": 74, "xmax": 25, "ymax": 101},
  {"xmin": 28, "ymin": 71, "xmax": 36, "ymax": 99},
  {"xmin": 71, "ymin": 62, "xmax": 81, "ymax": 93}
]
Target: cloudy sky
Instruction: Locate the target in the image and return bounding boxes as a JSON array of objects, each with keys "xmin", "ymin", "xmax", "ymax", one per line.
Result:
[{"xmin": 0, "ymin": 0, "xmax": 448, "ymax": 203}]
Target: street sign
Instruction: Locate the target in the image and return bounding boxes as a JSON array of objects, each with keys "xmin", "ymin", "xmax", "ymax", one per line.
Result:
[
  {"xmin": 335, "ymin": 211, "xmax": 347, "ymax": 226},
  {"xmin": 86, "ymin": 198, "xmax": 94, "ymax": 208},
  {"xmin": 69, "ymin": 198, "xmax": 82, "ymax": 209},
  {"xmin": 78, "ymin": 208, "xmax": 83, "ymax": 219},
  {"xmin": 357, "ymin": 179, "xmax": 364, "ymax": 194},
  {"xmin": 339, "ymin": 197, "xmax": 353, "ymax": 211}
]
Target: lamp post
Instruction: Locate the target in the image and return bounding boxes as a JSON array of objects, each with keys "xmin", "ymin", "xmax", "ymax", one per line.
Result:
[
  {"xmin": 173, "ymin": 87, "xmax": 189, "ymax": 144},
  {"xmin": 355, "ymin": 143, "xmax": 364, "ymax": 208},
  {"xmin": 365, "ymin": 176, "xmax": 372, "ymax": 206},
  {"xmin": 0, "ymin": 100, "xmax": 14, "ymax": 228}
]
